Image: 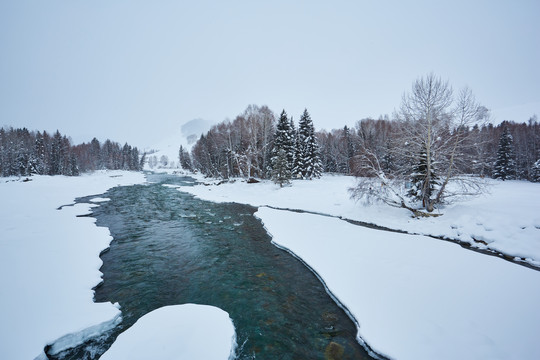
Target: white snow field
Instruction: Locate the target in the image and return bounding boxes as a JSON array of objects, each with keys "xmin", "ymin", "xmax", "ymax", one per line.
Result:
[
  {"xmin": 0, "ymin": 171, "xmax": 147, "ymax": 360},
  {"xmin": 100, "ymin": 304, "xmax": 236, "ymax": 360},
  {"xmin": 176, "ymin": 174, "xmax": 540, "ymax": 359},
  {"xmin": 178, "ymin": 174, "xmax": 540, "ymax": 267}
]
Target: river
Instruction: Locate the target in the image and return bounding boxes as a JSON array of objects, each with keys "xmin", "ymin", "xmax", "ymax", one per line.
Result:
[{"xmin": 49, "ymin": 173, "xmax": 374, "ymax": 359}]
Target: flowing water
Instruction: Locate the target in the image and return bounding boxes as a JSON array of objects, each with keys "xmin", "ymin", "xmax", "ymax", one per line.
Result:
[{"xmin": 50, "ymin": 173, "xmax": 374, "ymax": 359}]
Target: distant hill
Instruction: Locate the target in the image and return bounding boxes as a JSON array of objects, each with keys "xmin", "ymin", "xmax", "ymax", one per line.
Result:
[{"xmin": 143, "ymin": 118, "xmax": 213, "ymax": 170}]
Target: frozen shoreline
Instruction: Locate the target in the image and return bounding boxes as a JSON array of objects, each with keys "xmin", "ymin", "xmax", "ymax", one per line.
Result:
[{"xmin": 178, "ymin": 174, "xmax": 540, "ymax": 267}]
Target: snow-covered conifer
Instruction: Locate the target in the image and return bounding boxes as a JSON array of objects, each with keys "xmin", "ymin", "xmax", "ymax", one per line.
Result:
[
  {"xmin": 179, "ymin": 145, "xmax": 193, "ymax": 171},
  {"xmin": 531, "ymin": 159, "xmax": 540, "ymax": 182},
  {"xmin": 293, "ymin": 109, "xmax": 322, "ymax": 179},
  {"xmin": 271, "ymin": 148, "xmax": 292, "ymax": 187},
  {"xmin": 408, "ymin": 144, "xmax": 440, "ymax": 207},
  {"xmin": 271, "ymin": 110, "xmax": 295, "ymax": 174},
  {"xmin": 493, "ymin": 125, "xmax": 516, "ymax": 180}
]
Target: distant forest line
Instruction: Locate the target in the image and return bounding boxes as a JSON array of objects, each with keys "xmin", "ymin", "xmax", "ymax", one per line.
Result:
[
  {"xmin": 188, "ymin": 104, "xmax": 540, "ymax": 183},
  {"xmin": 0, "ymin": 127, "xmax": 143, "ymax": 177},
  {"xmin": 1, "ymin": 109, "xmax": 539, "ymax": 183}
]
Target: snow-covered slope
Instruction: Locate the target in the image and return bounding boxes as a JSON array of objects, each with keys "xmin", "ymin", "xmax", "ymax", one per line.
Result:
[{"xmin": 143, "ymin": 118, "xmax": 213, "ymax": 170}]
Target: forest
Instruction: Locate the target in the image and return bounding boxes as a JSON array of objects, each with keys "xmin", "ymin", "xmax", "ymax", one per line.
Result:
[
  {"xmin": 189, "ymin": 76, "xmax": 540, "ymax": 213},
  {"xmin": 190, "ymin": 107, "xmax": 540, "ymax": 183},
  {"xmin": 0, "ymin": 127, "xmax": 143, "ymax": 177}
]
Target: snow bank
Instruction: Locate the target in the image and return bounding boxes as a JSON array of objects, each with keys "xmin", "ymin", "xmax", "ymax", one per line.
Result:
[
  {"xmin": 100, "ymin": 304, "xmax": 236, "ymax": 360},
  {"xmin": 177, "ymin": 175, "xmax": 540, "ymax": 266},
  {"xmin": 0, "ymin": 171, "xmax": 145, "ymax": 360},
  {"xmin": 255, "ymin": 207, "xmax": 540, "ymax": 360}
]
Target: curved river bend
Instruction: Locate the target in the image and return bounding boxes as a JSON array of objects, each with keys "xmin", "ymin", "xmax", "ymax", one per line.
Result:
[{"xmin": 51, "ymin": 173, "xmax": 374, "ymax": 359}]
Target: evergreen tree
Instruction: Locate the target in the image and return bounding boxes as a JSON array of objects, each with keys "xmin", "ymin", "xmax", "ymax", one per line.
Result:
[
  {"xmin": 270, "ymin": 110, "xmax": 295, "ymax": 175},
  {"xmin": 49, "ymin": 130, "xmax": 63, "ymax": 175},
  {"xmin": 121, "ymin": 143, "xmax": 132, "ymax": 170},
  {"xmin": 408, "ymin": 144, "xmax": 440, "ymax": 207},
  {"xmin": 179, "ymin": 145, "xmax": 193, "ymax": 170},
  {"xmin": 342, "ymin": 125, "xmax": 354, "ymax": 174},
  {"xmin": 32, "ymin": 132, "xmax": 47, "ymax": 174},
  {"xmin": 531, "ymin": 160, "xmax": 540, "ymax": 182},
  {"xmin": 69, "ymin": 153, "xmax": 79, "ymax": 176},
  {"xmin": 90, "ymin": 138, "xmax": 101, "ymax": 170},
  {"xmin": 271, "ymin": 148, "xmax": 292, "ymax": 187},
  {"xmin": 493, "ymin": 125, "xmax": 516, "ymax": 180},
  {"xmin": 293, "ymin": 109, "xmax": 323, "ymax": 179},
  {"xmin": 0, "ymin": 128, "xmax": 5, "ymax": 176},
  {"xmin": 139, "ymin": 152, "xmax": 147, "ymax": 169}
]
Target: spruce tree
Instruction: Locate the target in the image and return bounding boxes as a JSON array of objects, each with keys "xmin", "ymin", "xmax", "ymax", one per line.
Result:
[
  {"xmin": 49, "ymin": 130, "xmax": 63, "ymax": 175},
  {"xmin": 32, "ymin": 132, "xmax": 47, "ymax": 174},
  {"xmin": 271, "ymin": 110, "xmax": 295, "ymax": 175},
  {"xmin": 293, "ymin": 109, "xmax": 322, "ymax": 179},
  {"xmin": 408, "ymin": 144, "xmax": 439, "ymax": 207},
  {"xmin": 493, "ymin": 125, "xmax": 516, "ymax": 180},
  {"xmin": 271, "ymin": 148, "xmax": 292, "ymax": 187},
  {"xmin": 179, "ymin": 145, "xmax": 193, "ymax": 171},
  {"xmin": 531, "ymin": 159, "xmax": 540, "ymax": 182}
]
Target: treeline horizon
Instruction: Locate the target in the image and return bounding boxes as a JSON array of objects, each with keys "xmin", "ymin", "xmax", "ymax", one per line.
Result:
[
  {"xmin": 189, "ymin": 104, "xmax": 540, "ymax": 183},
  {"xmin": 0, "ymin": 127, "xmax": 143, "ymax": 177}
]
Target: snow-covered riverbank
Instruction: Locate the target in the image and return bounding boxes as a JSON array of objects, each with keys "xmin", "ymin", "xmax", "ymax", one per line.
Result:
[
  {"xmin": 180, "ymin": 174, "xmax": 540, "ymax": 267},
  {"xmin": 0, "ymin": 171, "xmax": 145, "ymax": 359},
  {"xmin": 0, "ymin": 171, "xmax": 236, "ymax": 360},
  {"xmin": 176, "ymin": 174, "xmax": 540, "ymax": 360}
]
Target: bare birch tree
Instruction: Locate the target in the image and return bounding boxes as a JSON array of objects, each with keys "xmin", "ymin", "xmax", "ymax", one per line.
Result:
[{"xmin": 351, "ymin": 74, "xmax": 488, "ymax": 216}]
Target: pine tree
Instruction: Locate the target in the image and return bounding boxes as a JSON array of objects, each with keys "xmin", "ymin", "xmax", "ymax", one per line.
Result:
[
  {"xmin": 408, "ymin": 144, "xmax": 440, "ymax": 207},
  {"xmin": 139, "ymin": 152, "xmax": 147, "ymax": 170},
  {"xmin": 531, "ymin": 159, "xmax": 540, "ymax": 182},
  {"xmin": 32, "ymin": 132, "xmax": 47, "ymax": 174},
  {"xmin": 271, "ymin": 148, "xmax": 292, "ymax": 187},
  {"xmin": 293, "ymin": 109, "xmax": 322, "ymax": 179},
  {"xmin": 270, "ymin": 110, "xmax": 295, "ymax": 175},
  {"xmin": 69, "ymin": 153, "xmax": 79, "ymax": 176},
  {"xmin": 49, "ymin": 130, "xmax": 63, "ymax": 175},
  {"xmin": 493, "ymin": 125, "xmax": 516, "ymax": 180},
  {"xmin": 179, "ymin": 145, "xmax": 193, "ymax": 171},
  {"xmin": 341, "ymin": 125, "xmax": 354, "ymax": 174}
]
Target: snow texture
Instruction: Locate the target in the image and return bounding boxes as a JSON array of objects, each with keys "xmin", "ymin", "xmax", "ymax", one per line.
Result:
[
  {"xmin": 100, "ymin": 304, "xmax": 236, "ymax": 360},
  {"xmin": 178, "ymin": 174, "xmax": 540, "ymax": 267},
  {"xmin": 0, "ymin": 171, "xmax": 145, "ymax": 360},
  {"xmin": 176, "ymin": 174, "xmax": 540, "ymax": 360}
]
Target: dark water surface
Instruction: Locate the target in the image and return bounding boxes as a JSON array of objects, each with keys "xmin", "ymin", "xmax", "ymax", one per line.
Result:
[{"xmin": 51, "ymin": 173, "xmax": 373, "ymax": 359}]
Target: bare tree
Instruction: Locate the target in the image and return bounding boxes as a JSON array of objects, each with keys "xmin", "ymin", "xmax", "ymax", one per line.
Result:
[{"xmin": 351, "ymin": 74, "xmax": 488, "ymax": 216}]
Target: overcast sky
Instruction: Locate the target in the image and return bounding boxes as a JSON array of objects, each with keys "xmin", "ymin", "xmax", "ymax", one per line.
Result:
[{"xmin": 1, "ymin": 0, "xmax": 539, "ymax": 148}]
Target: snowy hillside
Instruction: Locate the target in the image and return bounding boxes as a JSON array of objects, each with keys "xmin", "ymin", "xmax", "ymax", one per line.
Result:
[{"xmin": 143, "ymin": 118, "xmax": 213, "ymax": 170}]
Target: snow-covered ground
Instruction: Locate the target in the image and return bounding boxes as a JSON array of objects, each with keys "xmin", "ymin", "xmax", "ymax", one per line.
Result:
[
  {"xmin": 257, "ymin": 208, "xmax": 540, "ymax": 360},
  {"xmin": 175, "ymin": 174, "xmax": 540, "ymax": 360},
  {"xmin": 0, "ymin": 171, "xmax": 236, "ymax": 360},
  {"xmin": 100, "ymin": 304, "xmax": 236, "ymax": 360},
  {"xmin": 3, "ymin": 169, "xmax": 538, "ymax": 359},
  {"xmin": 179, "ymin": 174, "xmax": 540, "ymax": 267},
  {"xmin": 0, "ymin": 171, "xmax": 145, "ymax": 360}
]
